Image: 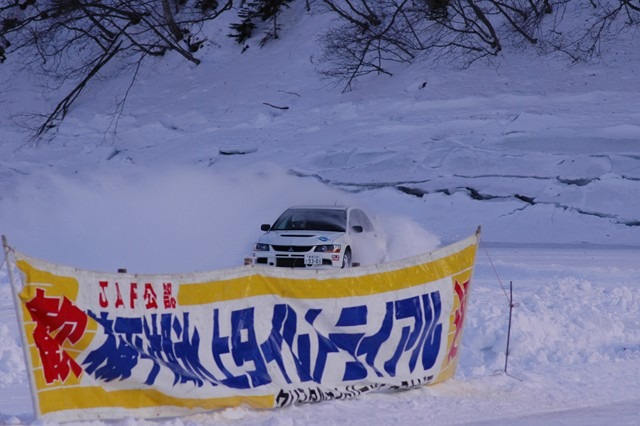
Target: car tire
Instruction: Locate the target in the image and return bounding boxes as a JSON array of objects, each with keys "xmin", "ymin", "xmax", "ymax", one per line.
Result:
[{"xmin": 342, "ymin": 249, "xmax": 352, "ymax": 268}]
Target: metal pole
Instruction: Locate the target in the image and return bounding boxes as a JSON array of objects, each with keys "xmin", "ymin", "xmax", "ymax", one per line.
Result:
[
  {"xmin": 2, "ymin": 235, "xmax": 40, "ymax": 418},
  {"xmin": 504, "ymin": 280, "xmax": 514, "ymax": 374}
]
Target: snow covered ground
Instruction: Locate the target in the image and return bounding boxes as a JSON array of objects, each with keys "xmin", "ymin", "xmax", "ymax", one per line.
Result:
[{"xmin": 1, "ymin": 4, "xmax": 639, "ymax": 424}]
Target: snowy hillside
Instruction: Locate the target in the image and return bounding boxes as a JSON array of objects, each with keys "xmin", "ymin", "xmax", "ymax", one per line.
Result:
[{"xmin": 1, "ymin": 2, "xmax": 640, "ymax": 424}]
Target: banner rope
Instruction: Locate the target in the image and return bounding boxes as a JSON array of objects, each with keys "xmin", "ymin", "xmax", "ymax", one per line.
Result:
[{"xmin": 482, "ymin": 246, "xmax": 510, "ymax": 304}]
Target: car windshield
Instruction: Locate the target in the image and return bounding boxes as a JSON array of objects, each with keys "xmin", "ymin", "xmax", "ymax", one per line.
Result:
[{"xmin": 272, "ymin": 208, "xmax": 347, "ymax": 232}]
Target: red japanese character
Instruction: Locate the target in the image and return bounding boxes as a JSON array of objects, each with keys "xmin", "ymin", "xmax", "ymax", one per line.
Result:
[
  {"xmin": 25, "ymin": 288, "xmax": 88, "ymax": 384},
  {"xmin": 144, "ymin": 283, "xmax": 158, "ymax": 309},
  {"xmin": 163, "ymin": 283, "xmax": 177, "ymax": 309}
]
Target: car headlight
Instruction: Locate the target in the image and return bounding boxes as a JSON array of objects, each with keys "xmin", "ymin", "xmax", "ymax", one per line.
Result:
[
  {"xmin": 254, "ymin": 243, "xmax": 270, "ymax": 251},
  {"xmin": 314, "ymin": 244, "xmax": 341, "ymax": 253}
]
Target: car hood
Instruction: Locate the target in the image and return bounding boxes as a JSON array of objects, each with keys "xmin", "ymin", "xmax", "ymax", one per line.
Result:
[{"xmin": 259, "ymin": 231, "xmax": 343, "ymax": 245}]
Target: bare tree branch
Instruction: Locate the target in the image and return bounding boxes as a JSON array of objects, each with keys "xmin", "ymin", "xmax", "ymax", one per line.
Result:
[
  {"xmin": 1, "ymin": 0, "xmax": 233, "ymax": 139},
  {"xmin": 37, "ymin": 39, "xmax": 123, "ymax": 137},
  {"xmin": 318, "ymin": 0, "xmax": 638, "ymax": 91}
]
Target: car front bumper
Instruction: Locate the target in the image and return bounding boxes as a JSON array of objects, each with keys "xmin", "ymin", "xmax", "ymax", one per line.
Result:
[{"xmin": 252, "ymin": 251, "xmax": 342, "ymax": 268}]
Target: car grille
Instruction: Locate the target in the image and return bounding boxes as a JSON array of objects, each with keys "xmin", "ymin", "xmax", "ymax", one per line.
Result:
[{"xmin": 271, "ymin": 245, "xmax": 313, "ymax": 252}]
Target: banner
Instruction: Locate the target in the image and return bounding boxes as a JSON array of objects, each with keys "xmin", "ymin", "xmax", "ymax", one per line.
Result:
[{"xmin": 6, "ymin": 230, "xmax": 479, "ymax": 422}]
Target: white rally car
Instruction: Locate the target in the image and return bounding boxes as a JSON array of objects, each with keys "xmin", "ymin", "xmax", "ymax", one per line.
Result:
[{"xmin": 251, "ymin": 206, "xmax": 384, "ymax": 268}]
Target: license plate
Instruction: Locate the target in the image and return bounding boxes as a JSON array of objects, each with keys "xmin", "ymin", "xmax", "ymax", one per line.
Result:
[{"xmin": 304, "ymin": 254, "xmax": 323, "ymax": 266}]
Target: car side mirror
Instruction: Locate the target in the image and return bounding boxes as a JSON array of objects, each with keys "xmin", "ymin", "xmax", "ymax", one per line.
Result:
[
  {"xmin": 261, "ymin": 224, "xmax": 271, "ymax": 231},
  {"xmin": 352, "ymin": 225, "xmax": 364, "ymax": 233}
]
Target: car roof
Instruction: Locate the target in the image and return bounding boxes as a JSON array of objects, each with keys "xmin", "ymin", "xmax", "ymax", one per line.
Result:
[{"xmin": 286, "ymin": 205, "xmax": 350, "ymax": 211}]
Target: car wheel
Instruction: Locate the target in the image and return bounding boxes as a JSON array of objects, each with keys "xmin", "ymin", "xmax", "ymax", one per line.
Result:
[{"xmin": 342, "ymin": 249, "xmax": 352, "ymax": 268}]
